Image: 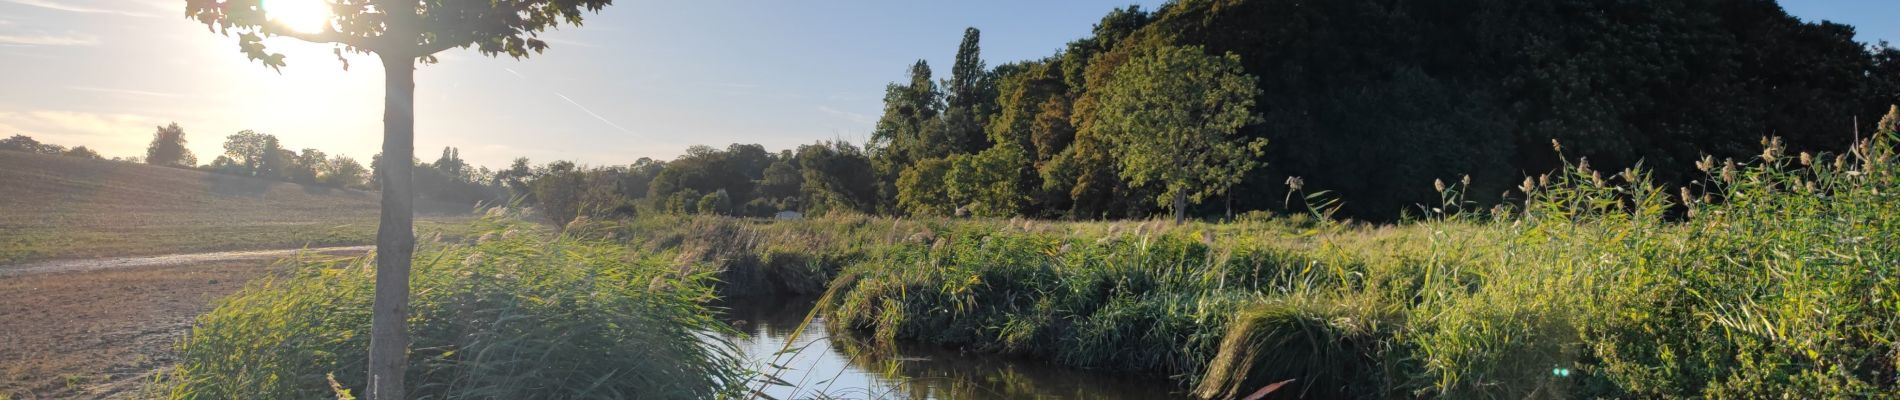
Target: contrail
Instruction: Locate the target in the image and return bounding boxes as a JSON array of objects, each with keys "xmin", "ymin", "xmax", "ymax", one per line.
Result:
[{"xmin": 502, "ymin": 67, "xmax": 637, "ymax": 136}]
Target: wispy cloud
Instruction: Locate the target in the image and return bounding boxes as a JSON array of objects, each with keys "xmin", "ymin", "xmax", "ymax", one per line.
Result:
[
  {"xmin": 816, "ymin": 105, "xmax": 874, "ymax": 125},
  {"xmin": 69, "ymin": 86, "xmax": 183, "ymax": 98},
  {"xmin": 0, "ymin": 33, "xmax": 99, "ymax": 46},
  {"xmin": 6, "ymin": 0, "xmax": 161, "ymax": 17},
  {"xmin": 0, "ymin": 110, "xmax": 163, "ymax": 156}
]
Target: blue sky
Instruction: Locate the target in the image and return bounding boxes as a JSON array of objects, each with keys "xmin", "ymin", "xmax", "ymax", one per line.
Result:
[{"xmin": 0, "ymin": 0, "xmax": 1892, "ymax": 168}]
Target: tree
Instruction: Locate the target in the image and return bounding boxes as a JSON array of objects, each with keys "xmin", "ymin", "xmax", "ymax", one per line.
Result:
[
  {"xmin": 869, "ymin": 61, "xmax": 945, "ymax": 211},
  {"xmin": 945, "ymin": 144, "xmax": 1029, "ymax": 217},
  {"xmin": 530, "ymin": 160, "xmax": 585, "ymax": 225},
  {"xmin": 1091, "ymin": 45, "xmax": 1263, "ymax": 223},
  {"xmin": 289, "ymin": 148, "xmax": 329, "ymax": 184},
  {"xmin": 432, "ymin": 147, "xmax": 466, "ymax": 180},
  {"xmin": 942, "ymin": 27, "xmax": 993, "ymax": 154},
  {"xmin": 259, "ymin": 135, "xmax": 291, "ymax": 179},
  {"xmin": 184, "ymin": 0, "xmax": 614, "ymax": 396},
  {"xmin": 63, "ymin": 146, "xmax": 103, "ymax": 159},
  {"xmin": 895, "ymin": 158, "xmax": 953, "ymax": 216},
  {"xmin": 326, "ymin": 156, "xmax": 368, "ymax": 189},
  {"xmin": 0, "ymin": 135, "xmax": 44, "ymax": 153},
  {"xmin": 221, "ymin": 130, "xmax": 270, "ymax": 176},
  {"xmin": 146, "ymin": 123, "xmax": 196, "ymax": 167}
]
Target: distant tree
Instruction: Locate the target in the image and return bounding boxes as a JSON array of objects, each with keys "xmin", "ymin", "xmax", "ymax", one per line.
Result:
[
  {"xmin": 946, "ymin": 144, "xmax": 1029, "ymax": 217},
  {"xmin": 869, "ymin": 61, "xmax": 945, "ymax": 211},
  {"xmin": 258, "ymin": 136, "xmax": 290, "ymax": 180},
  {"xmin": 496, "ymin": 157, "xmax": 536, "ymax": 198},
  {"xmin": 757, "ymin": 159, "xmax": 803, "ymax": 203},
  {"xmin": 63, "ymin": 146, "xmax": 103, "ymax": 159},
  {"xmin": 221, "ymin": 130, "xmax": 270, "ymax": 176},
  {"xmin": 0, "ymin": 135, "xmax": 43, "ymax": 153},
  {"xmin": 797, "ymin": 141, "xmax": 878, "ymax": 215},
  {"xmin": 325, "ymin": 156, "xmax": 368, "ymax": 189},
  {"xmin": 941, "ymin": 27, "xmax": 993, "ymax": 155},
  {"xmin": 697, "ymin": 189, "xmax": 733, "ymax": 216},
  {"xmin": 1091, "ymin": 45, "xmax": 1263, "ymax": 223},
  {"xmin": 288, "ymin": 148, "xmax": 328, "ymax": 184},
  {"xmin": 530, "ymin": 160, "xmax": 585, "ymax": 225},
  {"xmin": 145, "ymin": 123, "xmax": 196, "ymax": 167},
  {"xmin": 895, "ymin": 158, "xmax": 953, "ymax": 216},
  {"xmin": 432, "ymin": 147, "xmax": 466, "ymax": 180}
]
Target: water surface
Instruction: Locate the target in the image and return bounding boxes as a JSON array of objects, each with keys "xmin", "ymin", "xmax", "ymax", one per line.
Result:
[{"xmin": 717, "ymin": 296, "xmax": 1190, "ymax": 400}]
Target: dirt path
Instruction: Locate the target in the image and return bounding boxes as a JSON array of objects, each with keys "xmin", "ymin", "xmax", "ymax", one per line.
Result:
[
  {"xmin": 0, "ymin": 247, "xmax": 371, "ymax": 399},
  {"xmin": 0, "ymin": 246, "xmax": 373, "ymax": 277}
]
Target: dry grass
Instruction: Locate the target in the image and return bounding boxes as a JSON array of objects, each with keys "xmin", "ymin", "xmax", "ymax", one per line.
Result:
[{"xmin": 0, "ymin": 151, "xmax": 472, "ymax": 264}]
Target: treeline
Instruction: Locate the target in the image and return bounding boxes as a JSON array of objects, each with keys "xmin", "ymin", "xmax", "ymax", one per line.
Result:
[
  {"xmin": 19, "ymin": 0, "xmax": 1900, "ymax": 223},
  {"xmin": 1, "ymin": 134, "xmax": 106, "ymax": 160},
  {"xmin": 859, "ymin": 0, "xmax": 1900, "ymax": 220},
  {"xmin": 4, "ymin": 125, "xmax": 505, "ymax": 207}
]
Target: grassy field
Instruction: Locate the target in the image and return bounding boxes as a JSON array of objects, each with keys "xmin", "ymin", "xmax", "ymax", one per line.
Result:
[
  {"xmin": 594, "ymin": 131, "xmax": 1900, "ymax": 398},
  {"xmin": 0, "ymin": 151, "xmax": 471, "ymax": 264}
]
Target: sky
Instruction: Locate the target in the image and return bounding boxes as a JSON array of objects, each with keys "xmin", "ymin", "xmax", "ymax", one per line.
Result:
[{"xmin": 0, "ymin": 0, "xmax": 1894, "ymax": 169}]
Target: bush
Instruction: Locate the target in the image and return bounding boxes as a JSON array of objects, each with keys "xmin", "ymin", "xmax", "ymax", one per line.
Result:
[{"xmin": 159, "ymin": 215, "xmax": 745, "ymax": 399}]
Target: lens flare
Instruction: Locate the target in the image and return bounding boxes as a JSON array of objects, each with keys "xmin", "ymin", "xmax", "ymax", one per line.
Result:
[{"xmin": 263, "ymin": 0, "xmax": 332, "ymax": 34}]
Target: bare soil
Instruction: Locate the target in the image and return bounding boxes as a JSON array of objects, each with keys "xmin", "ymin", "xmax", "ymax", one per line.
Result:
[{"xmin": 0, "ymin": 247, "xmax": 370, "ymax": 399}]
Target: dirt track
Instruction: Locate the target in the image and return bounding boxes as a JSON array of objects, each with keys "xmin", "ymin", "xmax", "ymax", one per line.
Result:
[
  {"xmin": 0, "ymin": 246, "xmax": 372, "ymax": 277},
  {"xmin": 0, "ymin": 247, "xmax": 372, "ymax": 399}
]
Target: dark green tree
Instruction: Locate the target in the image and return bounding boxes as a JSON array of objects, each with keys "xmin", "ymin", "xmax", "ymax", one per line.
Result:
[
  {"xmin": 942, "ymin": 27, "xmax": 993, "ymax": 155},
  {"xmin": 145, "ymin": 123, "xmax": 196, "ymax": 167},
  {"xmin": 1091, "ymin": 45, "xmax": 1263, "ymax": 223},
  {"xmin": 63, "ymin": 146, "xmax": 103, "ymax": 159}
]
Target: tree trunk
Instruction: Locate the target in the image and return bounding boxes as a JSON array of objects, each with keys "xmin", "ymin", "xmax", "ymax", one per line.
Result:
[
  {"xmin": 1173, "ymin": 189, "xmax": 1187, "ymax": 224},
  {"xmin": 368, "ymin": 53, "xmax": 416, "ymax": 400}
]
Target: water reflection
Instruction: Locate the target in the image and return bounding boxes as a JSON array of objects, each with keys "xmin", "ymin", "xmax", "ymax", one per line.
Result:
[{"xmin": 716, "ymin": 296, "xmax": 1189, "ymax": 400}]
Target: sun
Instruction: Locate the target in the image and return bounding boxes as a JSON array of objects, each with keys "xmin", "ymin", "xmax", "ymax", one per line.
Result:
[{"xmin": 263, "ymin": 0, "xmax": 332, "ymax": 34}]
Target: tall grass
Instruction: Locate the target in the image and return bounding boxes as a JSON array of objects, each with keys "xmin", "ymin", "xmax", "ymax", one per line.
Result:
[
  {"xmin": 609, "ymin": 109, "xmax": 1900, "ymax": 398},
  {"xmin": 158, "ymin": 211, "xmax": 746, "ymax": 399}
]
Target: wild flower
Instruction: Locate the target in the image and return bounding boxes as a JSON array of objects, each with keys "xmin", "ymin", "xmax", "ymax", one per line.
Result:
[
  {"xmin": 1761, "ymin": 136, "xmax": 1783, "ymax": 162},
  {"xmin": 1434, "ymin": 179, "xmax": 1447, "ymax": 193},
  {"xmin": 1285, "ymin": 176, "xmax": 1305, "ymax": 191}
]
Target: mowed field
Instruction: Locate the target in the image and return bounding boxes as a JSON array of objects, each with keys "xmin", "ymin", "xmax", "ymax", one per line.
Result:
[{"xmin": 0, "ymin": 151, "xmax": 471, "ymax": 265}]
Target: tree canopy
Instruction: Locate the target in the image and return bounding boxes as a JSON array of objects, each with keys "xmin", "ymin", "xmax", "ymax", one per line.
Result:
[{"xmin": 1090, "ymin": 45, "xmax": 1264, "ymax": 222}]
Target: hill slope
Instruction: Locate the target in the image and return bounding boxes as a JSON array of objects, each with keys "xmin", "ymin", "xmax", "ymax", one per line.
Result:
[{"xmin": 0, "ymin": 151, "xmax": 469, "ymax": 264}]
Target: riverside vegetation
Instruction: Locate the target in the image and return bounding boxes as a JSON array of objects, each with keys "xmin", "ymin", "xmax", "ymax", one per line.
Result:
[
  {"xmin": 156, "ymin": 212, "xmax": 745, "ymax": 399},
  {"xmin": 570, "ymin": 114, "xmax": 1900, "ymax": 398},
  {"xmin": 152, "ymin": 113, "xmax": 1900, "ymax": 398}
]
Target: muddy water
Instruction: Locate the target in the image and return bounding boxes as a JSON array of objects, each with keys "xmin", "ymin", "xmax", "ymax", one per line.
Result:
[{"xmin": 717, "ymin": 296, "xmax": 1190, "ymax": 400}]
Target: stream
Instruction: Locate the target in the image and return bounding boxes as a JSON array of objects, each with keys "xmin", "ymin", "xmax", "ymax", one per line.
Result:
[{"xmin": 716, "ymin": 296, "xmax": 1191, "ymax": 400}]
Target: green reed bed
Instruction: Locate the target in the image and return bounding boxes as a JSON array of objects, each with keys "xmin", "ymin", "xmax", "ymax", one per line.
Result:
[
  {"xmin": 158, "ymin": 212, "xmax": 745, "ymax": 399},
  {"xmin": 609, "ymin": 111, "xmax": 1900, "ymax": 399}
]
